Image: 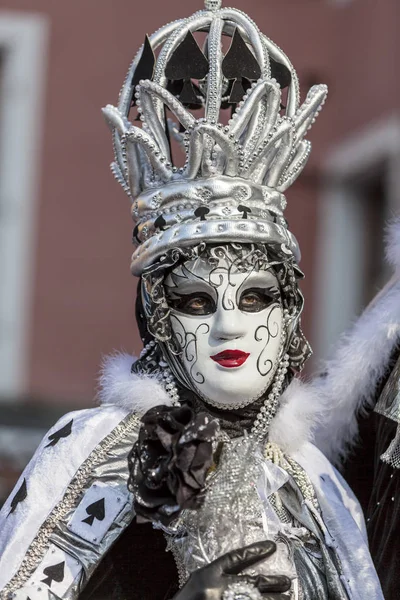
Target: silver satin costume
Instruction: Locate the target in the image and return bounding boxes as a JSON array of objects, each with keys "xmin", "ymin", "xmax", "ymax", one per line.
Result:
[
  {"xmin": 0, "ymin": 0, "xmax": 385, "ymax": 598},
  {"xmin": 0, "ymin": 367, "xmax": 383, "ymax": 598}
]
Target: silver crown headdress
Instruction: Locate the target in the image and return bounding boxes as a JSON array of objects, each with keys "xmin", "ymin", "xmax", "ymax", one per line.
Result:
[{"xmin": 103, "ymin": 0, "xmax": 327, "ymax": 276}]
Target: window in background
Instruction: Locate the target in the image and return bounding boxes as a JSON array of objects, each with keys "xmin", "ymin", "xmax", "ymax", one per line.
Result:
[
  {"xmin": 357, "ymin": 167, "xmax": 389, "ymax": 304},
  {"xmin": 0, "ymin": 12, "xmax": 49, "ymax": 505},
  {"xmin": 313, "ymin": 116, "xmax": 400, "ymax": 361},
  {"xmin": 0, "ymin": 12, "xmax": 49, "ymax": 401}
]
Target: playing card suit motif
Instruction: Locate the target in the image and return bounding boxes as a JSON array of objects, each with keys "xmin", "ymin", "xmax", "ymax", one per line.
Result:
[
  {"xmin": 41, "ymin": 562, "xmax": 65, "ymax": 587},
  {"xmin": 82, "ymin": 498, "xmax": 105, "ymax": 526},
  {"xmin": 154, "ymin": 215, "xmax": 167, "ymax": 231},
  {"xmin": 222, "ymin": 28, "xmax": 261, "ymax": 103},
  {"xmin": 165, "ymin": 31, "xmax": 209, "ymax": 108},
  {"xmin": 270, "ymin": 56, "xmax": 292, "ymax": 90},
  {"xmin": 8, "ymin": 478, "xmax": 27, "ymax": 516},
  {"xmin": 194, "ymin": 206, "xmax": 210, "ymax": 221},
  {"xmin": 67, "ymin": 482, "xmax": 126, "ymax": 545},
  {"xmin": 237, "ymin": 205, "xmax": 252, "ymax": 219},
  {"xmin": 45, "ymin": 419, "xmax": 73, "ymax": 448},
  {"xmin": 26, "ymin": 543, "xmax": 83, "ymax": 595},
  {"xmin": 131, "ymin": 35, "xmax": 155, "ymax": 106}
]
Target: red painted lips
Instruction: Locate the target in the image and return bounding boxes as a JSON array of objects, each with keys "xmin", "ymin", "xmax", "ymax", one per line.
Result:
[{"xmin": 210, "ymin": 349, "xmax": 250, "ymax": 368}]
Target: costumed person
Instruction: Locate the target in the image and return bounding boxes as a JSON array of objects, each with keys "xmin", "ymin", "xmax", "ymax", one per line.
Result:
[
  {"xmin": 0, "ymin": 1, "xmax": 383, "ymax": 599},
  {"xmin": 307, "ymin": 220, "xmax": 400, "ymax": 600}
]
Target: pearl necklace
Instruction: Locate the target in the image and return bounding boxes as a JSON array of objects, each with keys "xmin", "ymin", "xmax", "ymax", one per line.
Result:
[
  {"xmin": 250, "ymin": 352, "xmax": 289, "ymax": 439},
  {"xmin": 139, "ymin": 305, "xmax": 293, "ymax": 435}
]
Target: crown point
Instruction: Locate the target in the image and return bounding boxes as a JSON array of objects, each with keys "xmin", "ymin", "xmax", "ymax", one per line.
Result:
[{"xmin": 204, "ymin": 0, "xmax": 221, "ymax": 10}]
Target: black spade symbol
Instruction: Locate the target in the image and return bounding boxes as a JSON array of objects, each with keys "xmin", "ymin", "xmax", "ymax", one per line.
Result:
[
  {"xmin": 82, "ymin": 498, "xmax": 105, "ymax": 526},
  {"xmin": 270, "ymin": 56, "xmax": 292, "ymax": 90},
  {"xmin": 8, "ymin": 478, "xmax": 27, "ymax": 516},
  {"xmin": 238, "ymin": 205, "xmax": 252, "ymax": 219},
  {"xmin": 165, "ymin": 32, "xmax": 209, "ymax": 107},
  {"xmin": 166, "ymin": 31, "xmax": 209, "ymax": 80},
  {"xmin": 166, "ymin": 79, "xmax": 204, "ymax": 110},
  {"xmin": 154, "ymin": 215, "xmax": 167, "ymax": 231},
  {"xmin": 222, "ymin": 28, "xmax": 261, "ymax": 103},
  {"xmin": 194, "ymin": 206, "xmax": 210, "ymax": 221},
  {"xmin": 45, "ymin": 419, "xmax": 73, "ymax": 448},
  {"xmin": 42, "ymin": 562, "xmax": 65, "ymax": 587},
  {"xmin": 221, "ymin": 79, "xmax": 252, "ymax": 111},
  {"xmin": 131, "ymin": 35, "xmax": 156, "ymax": 103},
  {"xmin": 180, "ymin": 80, "xmax": 201, "ymax": 105}
]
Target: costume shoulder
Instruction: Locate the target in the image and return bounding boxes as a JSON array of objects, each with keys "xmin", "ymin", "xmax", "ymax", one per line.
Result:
[
  {"xmin": 0, "ymin": 354, "xmax": 171, "ymax": 599},
  {"xmin": 0, "ymin": 404, "xmax": 138, "ymax": 598}
]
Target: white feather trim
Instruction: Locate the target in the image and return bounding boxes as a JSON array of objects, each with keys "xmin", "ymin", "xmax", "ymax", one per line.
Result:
[
  {"xmin": 269, "ymin": 379, "xmax": 321, "ymax": 455},
  {"xmin": 97, "ymin": 352, "xmax": 172, "ymax": 414},
  {"xmin": 311, "ymin": 277, "xmax": 400, "ymax": 464},
  {"xmin": 385, "ymin": 217, "xmax": 400, "ymax": 272}
]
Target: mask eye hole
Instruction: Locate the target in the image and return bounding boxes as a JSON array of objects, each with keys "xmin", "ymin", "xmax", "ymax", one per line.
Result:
[
  {"xmin": 239, "ymin": 288, "xmax": 281, "ymax": 313},
  {"xmin": 169, "ymin": 292, "xmax": 216, "ymax": 316}
]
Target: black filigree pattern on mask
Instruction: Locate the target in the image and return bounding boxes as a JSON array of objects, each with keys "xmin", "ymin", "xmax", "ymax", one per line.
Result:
[
  {"xmin": 136, "ymin": 242, "xmax": 311, "ymax": 377},
  {"xmin": 170, "ymin": 315, "xmax": 210, "ymax": 385},
  {"xmin": 255, "ymin": 304, "xmax": 282, "ymax": 376},
  {"xmin": 140, "ymin": 246, "xmax": 202, "ymax": 354}
]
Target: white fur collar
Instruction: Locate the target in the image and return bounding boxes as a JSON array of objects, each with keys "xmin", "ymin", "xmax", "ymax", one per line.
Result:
[
  {"xmin": 98, "ymin": 352, "xmax": 319, "ymax": 456},
  {"xmin": 97, "ymin": 220, "xmax": 400, "ymax": 463},
  {"xmin": 98, "ymin": 353, "xmax": 172, "ymax": 412}
]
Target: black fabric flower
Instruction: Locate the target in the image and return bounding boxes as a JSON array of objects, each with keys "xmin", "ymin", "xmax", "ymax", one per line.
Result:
[{"xmin": 128, "ymin": 404, "xmax": 219, "ymax": 525}]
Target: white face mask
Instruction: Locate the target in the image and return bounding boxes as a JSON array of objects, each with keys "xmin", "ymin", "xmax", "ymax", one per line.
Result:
[{"xmin": 164, "ymin": 251, "xmax": 285, "ymax": 408}]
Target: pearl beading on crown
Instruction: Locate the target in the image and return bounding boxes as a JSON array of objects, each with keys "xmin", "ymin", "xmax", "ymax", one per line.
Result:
[
  {"xmin": 204, "ymin": 0, "xmax": 222, "ymax": 10},
  {"xmin": 103, "ymin": 1, "xmax": 327, "ymax": 276}
]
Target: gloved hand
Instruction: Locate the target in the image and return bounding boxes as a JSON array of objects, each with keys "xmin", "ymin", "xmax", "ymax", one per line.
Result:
[{"xmin": 172, "ymin": 540, "xmax": 291, "ymax": 600}]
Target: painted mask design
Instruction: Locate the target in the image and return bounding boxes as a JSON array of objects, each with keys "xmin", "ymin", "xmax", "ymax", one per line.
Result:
[{"xmin": 164, "ymin": 246, "xmax": 284, "ymax": 408}]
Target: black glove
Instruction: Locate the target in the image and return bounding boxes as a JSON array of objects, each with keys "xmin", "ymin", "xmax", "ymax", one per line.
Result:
[{"xmin": 172, "ymin": 540, "xmax": 291, "ymax": 600}]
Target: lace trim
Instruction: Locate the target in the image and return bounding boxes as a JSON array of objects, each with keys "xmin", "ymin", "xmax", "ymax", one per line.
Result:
[{"xmin": 2, "ymin": 413, "xmax": 140, "ymax": 596}]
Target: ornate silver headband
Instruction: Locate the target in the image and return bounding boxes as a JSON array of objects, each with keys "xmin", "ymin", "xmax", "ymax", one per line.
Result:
[{"xmin": 103, "ymin": 0, "xmax": 327, "ymax": 275}]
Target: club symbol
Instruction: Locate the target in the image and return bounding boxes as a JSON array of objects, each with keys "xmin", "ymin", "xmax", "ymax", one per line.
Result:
[
  {"xmin": 237, "ymin": 205, "xmax": 252, "ymax": 219},
  {"xmin": 194, "ymin": 206, "xmax": 210, "ymax": 221}
]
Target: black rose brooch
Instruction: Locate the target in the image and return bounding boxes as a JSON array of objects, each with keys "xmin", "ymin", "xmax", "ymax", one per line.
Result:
[{"xmin": 128, "ymin": 404, "xmax": 219, "ymax": 525}]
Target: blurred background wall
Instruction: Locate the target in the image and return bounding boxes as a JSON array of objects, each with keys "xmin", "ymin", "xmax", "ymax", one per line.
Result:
[{"xmin": 0, "ymin": 0, "xmax": 398, "ymax": 503}]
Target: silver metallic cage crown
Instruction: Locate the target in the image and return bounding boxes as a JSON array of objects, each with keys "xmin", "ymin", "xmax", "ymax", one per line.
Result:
[{"xmin": 103, "ymin": 0, "xmax": 327, "ymax": 275}]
